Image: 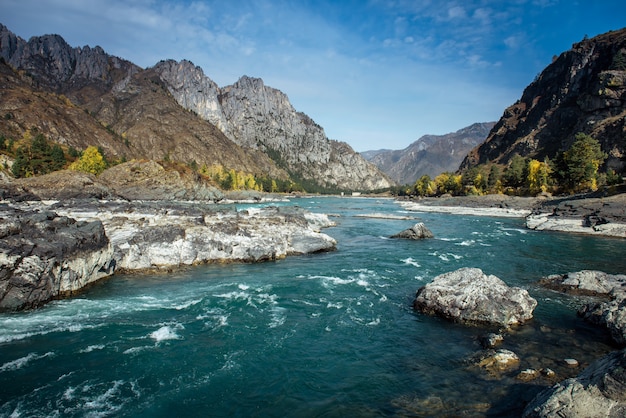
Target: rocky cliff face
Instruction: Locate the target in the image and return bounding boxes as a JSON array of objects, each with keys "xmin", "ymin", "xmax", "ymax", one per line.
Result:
[
  {"xmin": 0, "ymin": 23, "xmax": 139, "ymax": 98},
  {"xmin": 461, "ymin": 28, "xmax": 626, "ymax": 173},
  {"xmin": 153, "ymin": 60, "xmax": 394, "ymax": 190},
  {"xmin": 364, "ymin": 122, "xmax": 494, "ymax": 184}
]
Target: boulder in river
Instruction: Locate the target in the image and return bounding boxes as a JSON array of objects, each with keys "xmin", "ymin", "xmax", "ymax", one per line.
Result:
[
  {"xmin": 523, "ymin": 348, "xmax": 626, "ymax": 417},
  {"xmin": 413, "ymin": 267, "xmax": 537, "ymax": 327},
  {"xmin": 391, "ymin": 222, "xmax": 434, "ymax": 239},
  {"xmin": 579, "ymin": 298, "xmax": 626, "ymax": 347},
  {"xmin": 0, "ymin": 205, "xmax": 115, "ymax": 311},
  {"xmin": 539, "ymin": 270, "xmax": 626, "ymax": 297}
]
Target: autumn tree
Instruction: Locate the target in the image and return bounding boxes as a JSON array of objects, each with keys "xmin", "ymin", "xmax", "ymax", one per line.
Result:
[
  {"xmin": 69, "ymin": 146, "xmax": 107, "ymax": 175},
  {"xmin": 414, "ymin": 174, "xmax": 436, "ymax": 196},
  {"xmin": 526, "ymin": 158, "xmax": 551, "ymax": 195},
  {"xmin": 434, "ymin": 172, "xmax": 462, "ymax": 195}
]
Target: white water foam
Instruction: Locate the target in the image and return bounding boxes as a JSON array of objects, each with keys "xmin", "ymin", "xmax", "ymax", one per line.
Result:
[
  {"xmin": 269, "ymin": 306, "xmax": 287, "ymax": 328},
  {"xmin": 0, "ymin": 352, "xmax": 54, "ymax": 372},
  {"xmin": 149, "ymin": 324, "xmax": 184, "ymax": 342},
  {"xmin": 456, "ymin": 240, "xmax": 475, "ymax": 246},
  {"xmin": 79, "ymin": 344, "xmax": 105, "ymax": 354},
  {"xmin": 402, "ymin": 257, "xmax": 421, "ymax": 267},
  {"xmin": 172, "ymin": 298, "xmax": 203, "ymax": 311},
  {"xmin": 123, "ymin": 346, "xmax": 153, "ymax": 355},
  {"xmin": 430, "ymin": 251, "xmax": 463, "ymax": 261}
]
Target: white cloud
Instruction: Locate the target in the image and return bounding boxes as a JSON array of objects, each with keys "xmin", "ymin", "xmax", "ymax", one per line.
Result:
[{"xmin": 447, "ymin": 6, "xmax": 467, "ymax": 19}]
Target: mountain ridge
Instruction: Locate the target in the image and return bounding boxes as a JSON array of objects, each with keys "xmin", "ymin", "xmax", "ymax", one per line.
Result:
[{"xmin": 363, "ymin": 122, "xmax": 495, "ymax": 185}]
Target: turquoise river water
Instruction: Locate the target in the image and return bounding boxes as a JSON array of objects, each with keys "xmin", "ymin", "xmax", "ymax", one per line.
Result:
[{"xmin": 1, "ymin": 197, "xmax": 625, "ymax": 417}]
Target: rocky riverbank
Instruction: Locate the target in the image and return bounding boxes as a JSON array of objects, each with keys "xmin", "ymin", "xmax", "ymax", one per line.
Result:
[
  {"xmin": 0, "ymin": 199, "xmax": 336, "ymax": 311},
  {"xmin": 399, "ymin": 192, "xmax": 626, "ymax": 238}
]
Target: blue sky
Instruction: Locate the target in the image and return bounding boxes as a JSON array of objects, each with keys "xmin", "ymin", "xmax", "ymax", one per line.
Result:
[{"xmin": 1, "ymin": 1, "xmax": 624, "ymax": 151}]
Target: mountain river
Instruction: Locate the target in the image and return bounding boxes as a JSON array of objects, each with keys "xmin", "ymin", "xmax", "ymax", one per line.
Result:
[{"xmin": 1, "ymin": 197, "xmax": 625, "ymax": 416}]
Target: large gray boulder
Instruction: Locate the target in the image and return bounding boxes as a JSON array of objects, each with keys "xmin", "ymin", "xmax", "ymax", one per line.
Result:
[
  {"xmin": 523, "ymin": 348, "xmax": 626, "ymax": 417},
  {"xmin": 413, "ymin": 267, "xmax": 537, "ymax": 326},
  {"xmin": 391, "ymin": 222, "xmax": 434, "ymax": 239},
  {"xmin": 0, "ymin": 206, "xmax": 115, "ymax": 311}
]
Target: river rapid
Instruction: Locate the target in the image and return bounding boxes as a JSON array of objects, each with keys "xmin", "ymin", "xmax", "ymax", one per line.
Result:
[{"xmin": 1, "ymin": 197, "xmax": 625, "ymax": 417}]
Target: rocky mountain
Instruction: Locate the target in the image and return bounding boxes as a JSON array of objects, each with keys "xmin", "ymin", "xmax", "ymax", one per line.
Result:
[
  {"xmin": 153, "ymin": 60, "xmax": 393, "ymax": 190},
  {"xmin": 461, "ymin": 28, "xmax": 626, "ymax": 173},
  {"xmin": 0, "ymin": 24, "xmax": 392, "ymax": 191},
  {"xmin": 363, "ymin": 122, "xmax": 494, "ymax": 185}
]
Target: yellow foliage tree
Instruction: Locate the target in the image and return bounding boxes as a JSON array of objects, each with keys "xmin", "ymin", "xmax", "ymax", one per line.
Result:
[
  {"xmin": 69, "ymin": 146, "xmax": 107, "ymax": 175},
  {"xmin": 526, "ymin": 159, "xmax": 551, "ymax": 195},
  {"xmin": 434, "ymin": 172, "xmax": 462, "ymax": 195}
]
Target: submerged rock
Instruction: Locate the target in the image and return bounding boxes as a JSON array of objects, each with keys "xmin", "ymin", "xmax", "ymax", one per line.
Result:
[
  {"xmin": 523, "ymin": 348, "xmax": 626, "ymax": 417},
  {"xmin": 390, "ymin": 222, "xmax": 434, "ymax": 239},
  {"xmin": 479, "ymin": 332, "xmax": 504, "ymax": 349},
  {"xmin": 413, "ymin": 267, "xmax": 537, "ymax": 327},
  {"xmin": 471, "ymin": 349, "xmax": 521, "ymax": 376},
  {"xmin": 0, "ymin": 205, "xmax": 115, "ymax": 311}
]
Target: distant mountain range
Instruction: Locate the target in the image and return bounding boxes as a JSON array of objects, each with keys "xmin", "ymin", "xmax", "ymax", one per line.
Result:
[
  {"xmin": 0, "ymin": 23, "xmax": 393, "ymax": 192},
  {"xmin": 362, "ymin": 122, "xmax": 495, "ymax": 185}
]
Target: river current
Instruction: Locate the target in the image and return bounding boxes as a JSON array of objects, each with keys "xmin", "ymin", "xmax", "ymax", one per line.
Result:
[{"xmin": 1, "ymin": 197, "xmax": 625, "ymax": 417}]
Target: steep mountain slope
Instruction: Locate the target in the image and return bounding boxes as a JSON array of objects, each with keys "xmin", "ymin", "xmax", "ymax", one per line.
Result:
[
  {"xmin": 461, "ymin": 28, "xmax": 626, "ymax": 173},
  {"xmin": 0, "ymin": 24, "xmax": 392, "ymax": 191},
  {"xmin": 153, "ymin": 60, "xmax": 394, "ymax": 190},
  {"xmin": 364, "ymin": 122, "xmax": 494, "ymax": 184},
  {"xmin": 0, "ymin": 60, "xmax": 127, "ymax": 158}
]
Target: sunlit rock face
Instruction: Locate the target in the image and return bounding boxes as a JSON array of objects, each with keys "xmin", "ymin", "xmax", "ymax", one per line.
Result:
[
  {"xmin": 413, "ymin": 267, "xmax": 537, "ymax": 327},
  {"xmin": 154, "ymin": 62, "xmax": 394, "ymax": 191}
]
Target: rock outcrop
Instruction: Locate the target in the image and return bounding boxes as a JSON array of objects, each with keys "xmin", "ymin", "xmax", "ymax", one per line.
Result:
[
  {"xmin": 413, "ymin": 267, "xmax": 537, "ymax": 327},
  {"xmin": 153, "ymin": 60, "xmax": 393, "ymax": 191},
  {"xmin": 470, "ymin": 349, "xmax": 521, "ymax": 376},
  {"xmin": 48, "ymin": 201, "xmax": 337, "ymax": 271},
  {"xmin": 364, "ymin": 122, "xmax": 494, "ymax": 185},
  {"xmin": 461, "ymin": 28, "xmax": 626, "ymax": 174},
  {"xmin": 0, "ymin": 205, "xmax": 115, "ymax": 311},
  {"xmin": 539, "ymin": 270, "xmax": 626, "ymax": 346},
  {"xmin": 1, "ymin": 198, "xmax": 337, "ymax": 310},
  {"xmin": 523, "ymin": 348, "xmax": 626, "ymax": 417},
  {"xmin": 390, "ymin": 222, "xmax": 434, "ymax": 239},
  {"xmin": 539, "ymin": 270, "xmax": 626, "ymax": 297}
]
